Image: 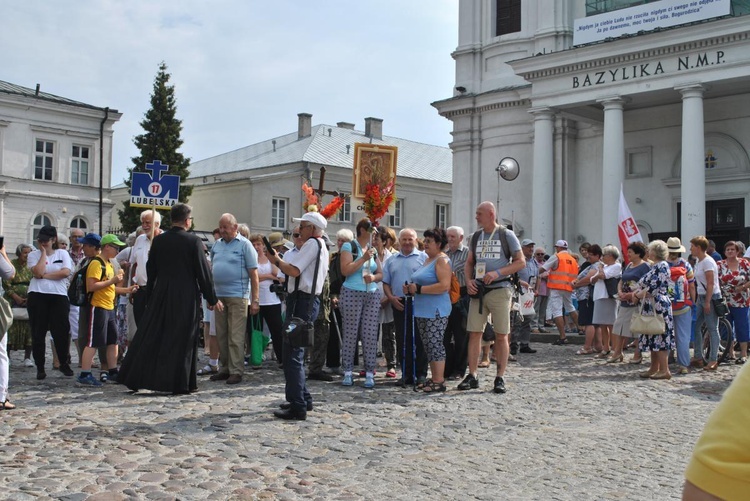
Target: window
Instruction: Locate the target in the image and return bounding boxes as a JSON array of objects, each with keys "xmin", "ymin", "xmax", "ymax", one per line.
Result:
[
  {"xmin": 435, "ymin": 203, "xmax": 448, "ymax": 228},
  {"xmin": 272, "ymin": 198, "xmax": 287, "ymax": 229},
  {"xmin": 70, "ymin": 216, "xmax": 87, "ymax": 230},
  {"xmin": 35, "ymin": 140, "xmax": 54, "ymax": 181},
  {"xmin": 496, "ymin": 0, "xmax": 521, "ymax": 36},
  {"xmin": 337, "ymin": 194, "xmax": 352, "ymax": 223},
  {"xmin": 32, "ymin": 214, "xmax": 52, "ymax": 241},
  {"xmin": 388, "ymin": 199, "xmax": 402, "ymax": 228},
  {"xmin": 71, "ymin": 145, "xmax": 90, "ymax": 185}
]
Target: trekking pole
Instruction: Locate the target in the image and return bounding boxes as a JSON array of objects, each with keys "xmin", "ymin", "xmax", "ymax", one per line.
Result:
[
  {"xmin": 410, "ymin": 294, "xmax": 417, "ymax": 391},
  {"xmin": 332, "ymin": 308, "xmax": 343, "ymax": 365}
]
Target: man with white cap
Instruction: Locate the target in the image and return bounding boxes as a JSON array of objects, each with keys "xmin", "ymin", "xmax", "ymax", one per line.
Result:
[
  {"xmin": 539, "ymin": 239, "xmax": 579, "ymax": 345},
  {"xmin": 269, "ymin": 212, "xmax": 329, "ymax": 421}
]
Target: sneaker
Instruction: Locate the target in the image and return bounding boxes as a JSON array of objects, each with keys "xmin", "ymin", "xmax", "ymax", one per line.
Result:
[
  {"xmin": 36, "ymin": 370, "xmax": 47, "ymax": 380},
  {"xmin": 77, "ymin": 373, "xmax": 103, "ymax": 387},
  {"xmin": 552, "ymin": 338, "xmax": 569, "ymax": 345},
  {"xmin": 520, "ymin": 344, "xmax": 537, "ymax": 354},
  {"xmin": 678, "ymin": 366, "xmax": 689, "ymax": 375},
  {"xmin": 106, "ymin": 373, "xmax": 120, "ymax": 384},
  {"xmin": 364, "ymin": 375, "xmax": 375, "ymax": 389},
  {"xmin": 342, "ymin": 373, "xmax": 353, "ymax": 386},
  {"xmin": 508, "ymin": 354, "xmax": 518, "ymax": 362},
  {"xmin": 457, "ymin": 374, "xmax": 479, "ymax": 391},
  {"xmin": 308, "ymin": 371, "xmax": 334, "ymax": 382},
  {"xmin": 23, "ymin": 358, "xmax": 34, "ymax": 368},
  {"xmin": 99, "ymin": 372, "xmax": 109, "ymax": 383},
  {"xmin": 493, "ymin": 376, "xmax": 506, "ymax": 394},
  {"xmin": 510, "ymin": 343, "xmax": 518, "ymax": 356}
]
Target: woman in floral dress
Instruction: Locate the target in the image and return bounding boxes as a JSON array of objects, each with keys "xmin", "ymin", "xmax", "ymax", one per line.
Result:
[
  {"xmin": 633, "ymin": 240, "xmax": 674, "ymax": 380},
  {"xmin": 3, "ymin": 244, "xmax": 33, "ymax": 365},
  {"xmin": 717, "ymin": 241, "xmax": 750, "ymax": 364}
]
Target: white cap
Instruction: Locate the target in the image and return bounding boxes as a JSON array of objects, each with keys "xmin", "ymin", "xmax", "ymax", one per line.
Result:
[
  {"xmin": 292, "ymin": 211, "xmax": 327, "ymax": 230},
  {"xmin": 555, "ymin": 239, "xmax": 568, "ymax": 249}
]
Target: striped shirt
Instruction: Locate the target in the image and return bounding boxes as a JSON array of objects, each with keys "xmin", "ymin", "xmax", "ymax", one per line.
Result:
[{"xmin": 445, "ymin": 245, "xmax": 469, "ymax": 287}]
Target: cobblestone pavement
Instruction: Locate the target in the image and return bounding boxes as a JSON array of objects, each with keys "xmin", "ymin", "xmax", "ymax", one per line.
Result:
[{"xmin": 0, "ymin": 341, "xmax": 738, "ymax": 500}]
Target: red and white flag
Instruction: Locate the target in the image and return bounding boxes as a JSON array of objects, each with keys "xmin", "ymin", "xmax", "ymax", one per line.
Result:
[{"xmin": 618, "ymin": 185, "xmax": 643, "ymax": 264}]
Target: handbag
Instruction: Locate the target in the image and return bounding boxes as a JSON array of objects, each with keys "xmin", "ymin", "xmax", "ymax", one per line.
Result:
[
  {"xmin": 630, "ymin": 296, "xmax": 665, "ymax": 336},
  {"xmin": 12, "ymin": 307, "xmax": 28, "ymax": 321},
  {"xmin": 0, "ymin": 296, "xmax": 13, "ymax": 340},
  {"xmin": 249, "ymin": 315, "xmax": 270, "ymax": 366},
  {"xmin": 712, "ymin": 297, "xmax": 728, "ymax": 317},
  {"xmin": 282, "ymin": 238, "xmax": 322, "ymax": 349},
  {"xmin": 604, "ymin": 277, "xmax": 620, "ymax": 298}
]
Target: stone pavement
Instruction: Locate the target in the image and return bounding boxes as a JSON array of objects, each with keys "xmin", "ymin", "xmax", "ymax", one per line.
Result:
[{"xmin": 0, "ymin": 341, "xmax": 739, "ymax": 500}]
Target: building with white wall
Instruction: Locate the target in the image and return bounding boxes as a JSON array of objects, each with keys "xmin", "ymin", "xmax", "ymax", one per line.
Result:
[
  {"xmin": 112, "ymin": 114, "xmax": 452, "ymax": 237},
  {"xmin": 433, "ymin": 0, "xmax": 750, "ymax": 253},
  {"xmin": 0, "ymin": 81, "xmax": 120, "ymax": 250}
]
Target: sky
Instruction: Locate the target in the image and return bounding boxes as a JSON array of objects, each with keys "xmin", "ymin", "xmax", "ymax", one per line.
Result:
[{"xmin": 1, "ymin": 0, "xmax": 458, "ymax": 187}]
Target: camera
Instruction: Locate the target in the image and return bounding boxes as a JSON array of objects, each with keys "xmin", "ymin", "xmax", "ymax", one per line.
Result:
[{"xmin": 270, "ymin": 280, "xmax": 287, "ymax": 299}]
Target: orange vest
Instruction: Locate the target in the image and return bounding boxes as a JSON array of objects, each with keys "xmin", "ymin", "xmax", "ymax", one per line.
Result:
[{"xmin": 547, "ymin": 252, "xmax": 579, "ymax": 292}]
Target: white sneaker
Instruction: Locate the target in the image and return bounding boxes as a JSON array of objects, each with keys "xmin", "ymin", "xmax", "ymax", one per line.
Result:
[{"xmin": 23, "ymin": 358, "xmax": 34, "ymax": 368}]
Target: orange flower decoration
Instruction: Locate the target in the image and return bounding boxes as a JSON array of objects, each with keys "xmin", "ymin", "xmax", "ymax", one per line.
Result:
[{"xmin": 363, "ymin": 180, "xmax": 394, "ymax": 226}]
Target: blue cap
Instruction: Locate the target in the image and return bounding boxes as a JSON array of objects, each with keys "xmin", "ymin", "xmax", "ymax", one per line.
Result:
[{"xmin": 78, "ymin": 233, "xmax": 102, "ymax": 247}]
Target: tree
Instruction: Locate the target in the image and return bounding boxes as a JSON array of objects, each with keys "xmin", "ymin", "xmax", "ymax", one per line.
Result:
[{"xmin": 118, "ymin": 62, "xmax": 192, "ymax": 232}]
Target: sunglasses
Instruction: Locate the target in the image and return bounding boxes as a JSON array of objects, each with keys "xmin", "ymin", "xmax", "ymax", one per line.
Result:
[
  {"xmin": 534, "ymin": 253, "xmax": 545, "ymax": 256},
  {"xmin": 292, "ymin": 233, "xmax": 301, "ymax": 238}
]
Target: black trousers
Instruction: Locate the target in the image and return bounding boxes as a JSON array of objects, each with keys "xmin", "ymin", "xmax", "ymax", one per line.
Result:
[
  {"xmin": 132, "ymin": 287, "xmax": 149, "ymax": 327},
  {"xmin": 444, "ymin": 294, "xmax": 469, "ymax": 378},
  {"xmin": 28, "ymin": 292, "xmax": 71, "ymax": 370},
  {"xmin": 393, "ymin": 297, "xmax": 427, "ymax": 382}
]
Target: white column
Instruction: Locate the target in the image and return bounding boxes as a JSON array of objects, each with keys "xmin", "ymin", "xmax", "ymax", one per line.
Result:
[
  {"xmin": 677, "ymin": 84, "xmax": 706, "ymax": 244},
  {"xmin": 599, "ymin": 97, "xmax": 626, "ymax": 247},
  {"xmin": 530, "ymin": 108, "xmax": 555, "ymax": 250}
]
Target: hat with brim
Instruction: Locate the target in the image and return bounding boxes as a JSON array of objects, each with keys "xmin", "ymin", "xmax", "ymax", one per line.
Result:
[
  {"xmin": 78, "ymin": 233, "xmax": 102, "ymax": 247},
  {"xmin": 292, "ymin": 212, "xmax": 327, "ymax": 230},
  {"xmin": 101, "ymin": 234, "xmax": 126, "ymax": 248},
  {"xmin": 666, "ymin": 237, "xmax": 686, "ymax": 253}
]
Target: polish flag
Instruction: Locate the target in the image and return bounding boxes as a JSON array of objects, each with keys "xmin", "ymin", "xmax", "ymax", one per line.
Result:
[{"xmin": 618, "ymin": 185, "xmax": 643, "ymax": 264}]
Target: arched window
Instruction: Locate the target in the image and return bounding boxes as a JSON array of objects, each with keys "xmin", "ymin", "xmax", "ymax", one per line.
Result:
[
  {"xmin": 32, "ymin": 214, "xmax": 53, "ymax": 242},
  {"xmin": 70, "ymin": 217, "xmax": 87, "ymax": 230}
]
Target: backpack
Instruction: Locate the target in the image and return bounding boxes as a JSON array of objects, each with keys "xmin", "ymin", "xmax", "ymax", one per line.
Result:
[
  {"xmin": 67, "ymin": 256, "xmax": 106, "ymax": 306},
  {"xmin": 328, "ymin": 252, "xmax": 345, "ymax": 295},
  {"xmin": 449, "ymin": 272, "xmax": 461, "ymax": 304},
  {"xmin": 667, "ymin": 264, "xmax": 692, "ymax": 310}
]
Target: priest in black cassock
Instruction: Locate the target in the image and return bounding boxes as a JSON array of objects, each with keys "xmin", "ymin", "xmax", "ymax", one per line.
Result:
[{"xmin": 119, "ymin": 203, "xmax": 223, "ymax": 394}]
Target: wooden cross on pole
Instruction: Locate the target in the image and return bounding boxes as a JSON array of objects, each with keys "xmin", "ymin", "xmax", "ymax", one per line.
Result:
[{"xmin": 313, "ymin": 166, "xmax": 341, "ymax": 199}]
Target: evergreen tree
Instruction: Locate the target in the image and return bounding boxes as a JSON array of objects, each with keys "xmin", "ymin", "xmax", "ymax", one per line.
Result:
[{"xmin": 117, "ymin": 62, "xmax": 192, "ymax": 232}]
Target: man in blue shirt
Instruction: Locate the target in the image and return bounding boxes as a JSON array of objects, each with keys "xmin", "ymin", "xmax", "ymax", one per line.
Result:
[
  {"xmin": 383, "ymin": 228, "xmax": 427, "ymax": 386},
  {"xmin": 210, "ymin": 213, "xmax": 259, "ymax": 385}
]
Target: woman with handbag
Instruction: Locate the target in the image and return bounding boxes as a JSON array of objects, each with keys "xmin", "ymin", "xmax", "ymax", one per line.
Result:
[
  {"xmin": 632, "ymin": 240, "xmax": 675, "ymax": 380},
  {"xmin": 3, "ymin": 244, "xmax": 33, "ymax": 366},
  {"xmin": 590, "ymin": 245, "xmax": 622, "ymax": 360},
  {"xmin": 611, "ymin": 242, "xmax": 650, "ymax": 364},
  {"xmin": 690, "ymin": 236, "xmax": 722, "ymax": 371},
  {"xmin": 717, "ymin": 241, "xmax": 750, "ymax": 364},
  {"xmin": 248, "ymin": 234, "xmax": 284, "ymax": 369},
  {"xmin": 573, "ymin": 244, "xmax": 602, "ymax": 355}
]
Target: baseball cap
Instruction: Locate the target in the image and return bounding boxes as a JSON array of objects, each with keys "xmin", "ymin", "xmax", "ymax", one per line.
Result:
[
  {"xmin": 37, "ymin": 225, "xmax": 57, "ymax": 241},
  {"xmin": 292, "ymin": 212, "xmax": 327, "ymax": 230},
  {"xmin": 555, "ymin": 239, "xmax": 568, "ymax": 249},
  {"xmin": 78, "ymin": 233, "xmax": 102, "ymax": 247},
  {"xmin": 521, "ymin": 238, "xmax": 535, "ymax": 247},
  {"xmin": 101, "ymin": 234, "xmax": 126, "ymax": 248}
]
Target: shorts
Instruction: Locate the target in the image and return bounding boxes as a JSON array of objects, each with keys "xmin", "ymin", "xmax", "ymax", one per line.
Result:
[
  {"xmin": 467, "ymin": 287, "xmax": 513, "ymax": 335},
  {"xmin": 80, "ymin": 305, "xmax": 117, "ymax": 349},
  {"xmin": 577, "ymin": 298, "xmax": 594, "ymax": 326},
  {"xmin": 547, "ymin": 289, "xmax": 576, "ymax": 319}
]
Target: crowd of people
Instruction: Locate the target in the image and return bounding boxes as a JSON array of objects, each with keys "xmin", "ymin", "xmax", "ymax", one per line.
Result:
[{"xmin": 0, "ymin": 201, "xmax": 746, "ymax": 420}]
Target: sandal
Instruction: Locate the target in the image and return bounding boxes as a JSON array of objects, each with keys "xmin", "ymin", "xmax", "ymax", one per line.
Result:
[
  {"xmin": 575, "ymin": 348, "xmax": 595, "ymax": 355},
  {"xmin": 197, "ymin": 364, "xmax": 218, "ymax": 376},
  {"xmin": 423, "ymin": 380, "xmax": 446, "ymax": 393},
  {"xmin": 552, "ymin": 338, "xmax": 569, "ymax": 346},
  {"xmin": 414, "ymin": 378, "xmax": 429, "ymax": 391},
  {"xmin": 385, "ymin": 369, "xmax": 397, "ymax": 378},
  {"xmin": 1, "ymin": 400, "xmax": 16, "ymax": 410},
  {"xmin": 478, "ymin": 361, "xmax": 490, "ymax": 368}
]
